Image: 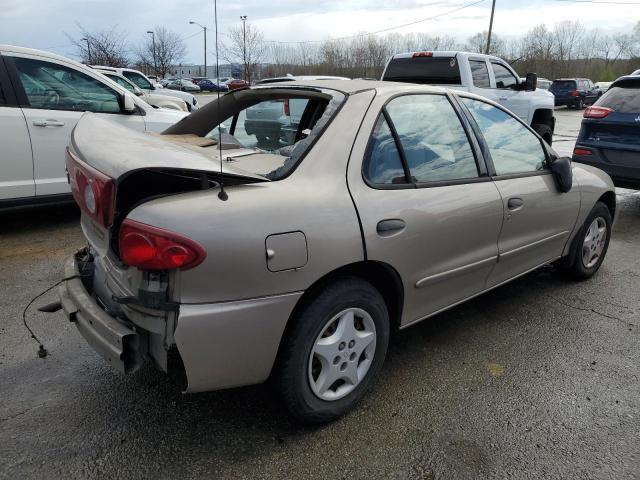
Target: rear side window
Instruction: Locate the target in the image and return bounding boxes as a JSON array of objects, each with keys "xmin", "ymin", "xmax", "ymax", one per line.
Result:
[
  {"xmin": 462, "ymin": 98, "xmax": 546, "ymax": 175},
  {"xmin": 491, "ymin": 63, "xmax": 517, "ymax": 89},
  {"xmin": 13, "ymin": 57, "xmax": 121, "ymax": 113},
  {"xmin": 597, "ymin": 86, "xmax": 640, "ymax": 113},
  {"xmin": 363, "ymin": 116, "xmax": 406, "ymax": 185},
  {"xmin": 383, "ymin": 56, "xmax": 461, "ymax": 85},
  {"xmin": 470, "ymin": 60, "xmax": 490, "ymax": 88}
]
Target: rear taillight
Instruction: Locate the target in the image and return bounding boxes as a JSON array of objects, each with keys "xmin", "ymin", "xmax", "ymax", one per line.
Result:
[
  {"xmin": 283, "ymin": 99, "xmax": 290, "ymax": 116},
  {"xmin": 573, "ymin": 147, "xmax": 593, "ymax": 156},
  {"xmin": 570, "ymin": 90, "xmax": 580, "ymax": 97},
  {"xmin": 583, "ymin": 106, "xmax": 613, "ymax": 118},
  {"xmin": 65, "ymin": 147, "xmax": 115, "ymax": 227},
  {"xmin": 412, "ymin": 51, "xmax": 433, "ymax": 57},
  {"xmin": 119, "ymin": 219, "xmax": 206, "ymax": 271}
]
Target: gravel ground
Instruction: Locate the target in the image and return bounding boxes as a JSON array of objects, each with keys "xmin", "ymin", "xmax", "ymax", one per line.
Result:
[{"xmin": 1, "ymin": 108, "xmax": 638, "ymax": 480}]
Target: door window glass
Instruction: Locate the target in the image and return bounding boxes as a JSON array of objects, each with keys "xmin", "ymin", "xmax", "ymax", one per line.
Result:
[
  {"xmin": 462, "ymin": 98, "xmax": 546, "ymax": 175},
  {"xmin": 123, "ymin": 71, "xmax": 153, "ymax": 90},
  {"xmin": 13, "ymin": 57, "xmax": 121, "ymax": 113},
  {"xmin": 105, "ymin": 74, "xmax": 135, "ymax": 93},
  {"xmin": 470, "ymin": 60, "xmax": 491, "ymax": 88},
  {"xmin": 363, "ymin": 115, "xmax": 406, "ymax": 185},
  {"xmin": 491, "ymin": 63, "xmax": 517, "ymax": 89},
  {"xmin": 385, "ymin": 95, "xmax": 478, "ymax": 182}
]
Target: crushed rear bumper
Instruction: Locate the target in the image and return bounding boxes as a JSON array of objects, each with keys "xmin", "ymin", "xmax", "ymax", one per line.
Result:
[{"xmin": 58, "ymin": 252, "xmax": 144, "ymax": 374}]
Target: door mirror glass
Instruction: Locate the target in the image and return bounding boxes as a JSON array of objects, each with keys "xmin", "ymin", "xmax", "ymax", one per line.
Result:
[
  {"xmin": 524, "ymin": 73, "xmax": 537, "ymax": 92},
  {"xmin": 550, "ymin": 156, "xmax": 573, "ymax": 193},
  {"xmin": 122, "ymin": 94, "xmax": 136, "ymax": 113}
]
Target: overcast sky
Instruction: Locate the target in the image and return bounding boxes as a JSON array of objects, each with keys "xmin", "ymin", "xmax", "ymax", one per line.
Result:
[{"xmin": 1, "ymin": 0, "xmax": 638, "ymax": 64}]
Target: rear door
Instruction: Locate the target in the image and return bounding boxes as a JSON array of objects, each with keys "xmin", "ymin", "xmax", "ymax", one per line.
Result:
[
  {"xmin": 0, "ymin": 55, "xmax": 34, "ymax": 200},
  {"xmin": 6, "ymin": 54, "xmax": 145, "ymax": 196},
  {"xmin": 348, "ymin": 92, "xmax": 504, "ymax": 325},
  {"xmin": 460, "ymin": 97, "xmax": 581, "ymax": 287}
]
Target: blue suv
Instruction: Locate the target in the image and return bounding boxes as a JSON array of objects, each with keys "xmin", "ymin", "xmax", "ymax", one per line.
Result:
[
  {"xmin": 550, "ymin": 78, "xmax": 601, "ymax": 109},
  {"xmin": 572, "ymin": 75, "xmax": 640, "ymax": 189}
]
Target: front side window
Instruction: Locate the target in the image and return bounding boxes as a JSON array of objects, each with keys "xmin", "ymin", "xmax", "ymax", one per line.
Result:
[
  {"xmin": 491, "ymin": 63, "xmax": 517, "ymax": 89},
  {"xmin": 470, "ymin": 60, "xmax": 491, "ymax": 88},
  {"xmin": 13, "ymin": 57, "xmax": 120, "ymax": 113},
  {"xmin": 385, "ymin": 95, "xmax": 478, "ymax": 183},
  {"xmin": 363, "ymin": 115, "xmax": 406, "ymax": 185},
  {"xmin": 462, "ymin": 98, "xmax": 546, "ymax": 175},
  {"xmin": 123, "ymin": 71, "xmax": 153, "ymax": 90}
]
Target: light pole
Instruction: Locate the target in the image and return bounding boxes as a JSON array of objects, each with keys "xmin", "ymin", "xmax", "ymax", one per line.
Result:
[
  {"xmin": 146, "ymin": 30, "xmax": 157, "ymax": 77},
  {"xmin": 485, "ymin": 0, "xmax": 496, "ymax": 54},
  {"xmin": 189, "ymin": 21, "xmax": 207, "ymax": 77},
  {"xmin": 81, "ymin": 37, "xmax": 91, "ymax": 64},
  {"xmin": 240, "ymin": 15, "xmax": 247, "ymax": 82}
]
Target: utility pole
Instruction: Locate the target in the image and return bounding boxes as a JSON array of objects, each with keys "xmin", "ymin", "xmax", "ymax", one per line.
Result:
[
  {"xmin": 485, "ymin": 0, "xmax": 496, "ymax": 54},
  {"xmin": 81, "ymin": 37, "xmax": 91, "ymax": 64},
  {"xmin": 147, "ymin": 30, "xmax": 157, "ymax": 77},
  {"xmin": 240, "ymin": 15, "xmax": 247, "ymax": 82},
  {"xmin": 189, "ymin": 21, "xmax": 207, "ymax": 77}
]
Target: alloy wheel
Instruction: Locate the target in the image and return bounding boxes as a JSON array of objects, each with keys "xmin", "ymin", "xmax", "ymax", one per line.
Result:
[{"xmin": 582, "ymin": 216, "xmax": 607, "ymax": 268}]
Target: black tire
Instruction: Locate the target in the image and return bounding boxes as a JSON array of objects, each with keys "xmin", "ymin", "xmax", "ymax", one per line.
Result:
[
  {"xmin": 532, "ymin": 123, "xmax": 553, "ymax": 145},
  {"xmin": 556, "ymin": 201, "xmax": 612, "ymax": 280},
  {"xmin": 278, "ymin": 277, "xmax": 390, "ymax": 424}
]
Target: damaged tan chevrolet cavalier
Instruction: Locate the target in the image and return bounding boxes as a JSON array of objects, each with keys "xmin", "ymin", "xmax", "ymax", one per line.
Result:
[{"xmin": 58, "ymin": 80, "xmax": 615, "ymax": 423}]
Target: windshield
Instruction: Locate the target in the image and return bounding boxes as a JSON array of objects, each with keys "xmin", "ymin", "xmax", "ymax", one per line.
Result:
[
  {"xmin": 164, "ymin": 88, "xmax": 345, "ymax": 180},
  {"xmin": 105, "ymin": 74, "xmax": 135, "ymax": 93},
  {"xmin": 383, "ymin": 56, "xmax": 461, "ymax": 85},
  {"xmin": 597, "ymin": 85, "xmax": 640, "ymax": 112},
  {"xmin": 551, "ymin": 80, "xmax": 576, "ymax": 90}
]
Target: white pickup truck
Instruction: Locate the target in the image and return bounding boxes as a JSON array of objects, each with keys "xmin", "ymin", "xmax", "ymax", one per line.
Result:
[{"xmin": 382, "ymin": 51, "xmax": 556, "ymax": 144}]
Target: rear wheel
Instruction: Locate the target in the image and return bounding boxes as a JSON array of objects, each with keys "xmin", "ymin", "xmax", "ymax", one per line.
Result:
[
  {"xmin": 556, "ymin": 201, "xmax": 611, "ymax": 279},
  {"xmin": 532, "ymin": 123, "xmax": 553, "ymax": 145},
  {"xmin": 278, "ymin": 278, "xmax": 389, "ymax": 424}
]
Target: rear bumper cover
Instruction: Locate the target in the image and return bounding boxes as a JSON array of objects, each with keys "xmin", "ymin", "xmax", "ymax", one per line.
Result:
[
  {"xmin": 573, "ymin": 147, "xmax": 640, "ymax": 188},
  {"xmin": 59, "ymin": 254, "xmax": 143, "ymax": 373}
]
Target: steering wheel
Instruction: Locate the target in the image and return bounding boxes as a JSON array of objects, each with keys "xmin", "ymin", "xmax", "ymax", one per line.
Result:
[{"xmin": 42, "ymin": 89, "xmax": 59, "ymax": 108}]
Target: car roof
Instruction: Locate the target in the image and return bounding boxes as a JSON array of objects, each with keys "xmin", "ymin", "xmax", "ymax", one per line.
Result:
[
  {"xmin": 253, "ymin": 79, "xmax": 465, "ymax": 96},
  {"xmin": 610, "ymin": 75, "xmax": 640, "ymax": 88},
  {"xmin": 390, "ymin": 50, "xmax": 508, "ymax": 63}
]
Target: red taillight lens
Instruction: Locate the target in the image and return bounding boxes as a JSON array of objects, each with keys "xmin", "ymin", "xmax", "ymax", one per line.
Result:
[
  {"xmin": 283, "ymin": 99, "xmax": 290, "ymax": 116},
  {"xmin": 66, "ymin": 147, "xmax": 115, "ymax": 227},
  {"xmin": 570, "ymin": 90, "xmax": 580, "ymax": 97},
  {"xmin": 573, "ymin": 147, "xmax": 593, "ymax": 156},
  {"xmin": 119, "ymin": 219, "xmax": 206, "ymax": 271},
  {"xmin": 412, "ymin": 51, "xmax": 433, "ymax": 57},
  {"xmin": 584, "ymin": 106, "xmax": 613, "ymax": 118}
]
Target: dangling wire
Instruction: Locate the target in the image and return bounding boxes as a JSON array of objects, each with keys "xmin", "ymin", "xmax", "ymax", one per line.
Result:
[{"xmin": 214, "ymin": 0, "xmax": 228, "ymax": 201}]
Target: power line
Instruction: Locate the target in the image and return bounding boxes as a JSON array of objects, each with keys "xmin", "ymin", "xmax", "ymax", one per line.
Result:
[
  {"xmin": 260, "ymin": 0, "xmax": 487, "ymax": 44},
  {"xmin": 554, "ymin": 0, "xmax": 640, "ymax": 4}
]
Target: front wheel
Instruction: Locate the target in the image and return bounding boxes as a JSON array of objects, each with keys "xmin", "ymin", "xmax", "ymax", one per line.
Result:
[
  {"xmin": 278, "ymin": 278, "xmax": 390, "ymax": 424},
  {"xmin": 556, "ymin": 201, "xmax": 612, "ymax": 279}
]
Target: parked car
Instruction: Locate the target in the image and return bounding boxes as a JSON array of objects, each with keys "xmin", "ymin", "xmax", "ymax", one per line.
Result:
[
  {"xmin": 226, "ymin": 78, "xmax": 249, "ymax": 90},
  {"xmin": 381, "ymin": 51, "xmax": 556, "ymax": 144},
  {"xmin": 256, "ymin": 75, "xmax": 351, "ymax": 84},
  {"xmin": 167, "ymin": 79, "xmax": 201, "ymax": 92},
  {"xmin": 0, "ymin": 45, "xmax": 188, "ymax": 207},
  {"xmin": 573, "ymin": 75, "xmax": 640, "ymax": 189},
  {"xmin": 196, "ymin": 78, "xmax": 229, "ymax": 92},
  {"xmin": 95, "ymin": 69, "xmax": 189, "ymax": 112},
  {"xmin": 594, "ymin": 81, "xmax": 612, "ymax": 93},
  {"xmin": 549, "ymin": 78, "xmax": 601, "ymax": 109},
  {"xmin": 537, "ymin": 78, "xmax": 552, "ymax": 90},
  {"xmin": 56, "ymin": 80, "xmax": 615, "ymax": 423},
  {"xmin": 94, "ymin": 67, "xmax": 198, "ymax": 111},
  {"xmin": 159, "ymin": 77, "xmax": 175, "ymax": 87},
  {"xmin": 631, "ymin": 69, "xmax": 640, "ymax": 75}
]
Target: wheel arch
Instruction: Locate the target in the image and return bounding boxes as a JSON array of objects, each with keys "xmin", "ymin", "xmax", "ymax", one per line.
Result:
[
  {"xmin": 531, "ymin": 108, "xmax": 555, "ymax": 131},
  {"xmin": 598, "ymin": 190, "xmax": 616, "ymax": 220}
]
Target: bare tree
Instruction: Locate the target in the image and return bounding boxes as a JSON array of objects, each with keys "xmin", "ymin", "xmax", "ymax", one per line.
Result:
[
  {"xmin": 136, "ymin": 27, "xmax": 186, "ymax": 78},
  {"xmin": 67, "ymin": 24, "xmax": 129, "ymax": 66},
  {"xmin": 222, "ymin": 23, "xmax": 266, "ymax": 82},
  {"xmin": 465, "ymin": 31, "xmax": 505, "ymax": 56}
]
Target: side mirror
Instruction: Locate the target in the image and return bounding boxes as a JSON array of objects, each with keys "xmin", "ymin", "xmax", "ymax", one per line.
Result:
[
  {"xmin": 550, "ymin": 156, "xmax": 573, "ymax": 193},
  {"xmin": 523, "ymin": 72, "xmax": 537, "ymax": 91},
  {"xmin": 122, "ymin": 94, "xmax": 136, "ymax": 113},
  {"xmin": 133, "ymin": 86, "xmax": 144, "ymax": 97}
]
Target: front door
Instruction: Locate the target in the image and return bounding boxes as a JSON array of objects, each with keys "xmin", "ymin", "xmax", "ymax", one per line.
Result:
[
  {"xmin": 348, "ymin": 93, "xmax": 504, "ymax": 325},
  {"xmin": 460, "ymin": 97, "xmax": 581, "ymax": 287},
  {"xmin": 8, "ymin": 55, "xmax": 144, "ymax": 196},
  {"xmin": 490, "ymin": 61, "xmax": 529, "ymax": 122}
]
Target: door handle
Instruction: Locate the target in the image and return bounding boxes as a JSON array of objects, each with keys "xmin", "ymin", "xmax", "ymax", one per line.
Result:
[
  {"xmin": 507, "ymin": 197, "xmax": 524, "ymax": 210},
  {"xmin": 376, "ymin": 219, "xmax": 406, "ymax": 236},
  {"xmin": 33, "ymin": 120, "xmax": 65, "ymax": 127},
  {"xmin": 498, "ymin": 97, "xmax": 508, "ymax": 101}
]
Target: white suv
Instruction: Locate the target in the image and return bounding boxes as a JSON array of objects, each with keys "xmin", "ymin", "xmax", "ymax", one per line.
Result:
[{"xmin": 0, "ymin": 45, "xmax": 188, "ymax": 206}]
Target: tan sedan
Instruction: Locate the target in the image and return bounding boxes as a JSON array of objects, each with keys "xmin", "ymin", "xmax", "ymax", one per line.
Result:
[{"xmin": 58, "ymin": 80, "xmax": 615, "ymax": 423}]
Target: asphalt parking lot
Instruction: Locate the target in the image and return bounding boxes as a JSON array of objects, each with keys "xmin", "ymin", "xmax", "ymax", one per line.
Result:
[{"xmin": 1, "ymin": 107, "xmax": 639, "ymax": 479}]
